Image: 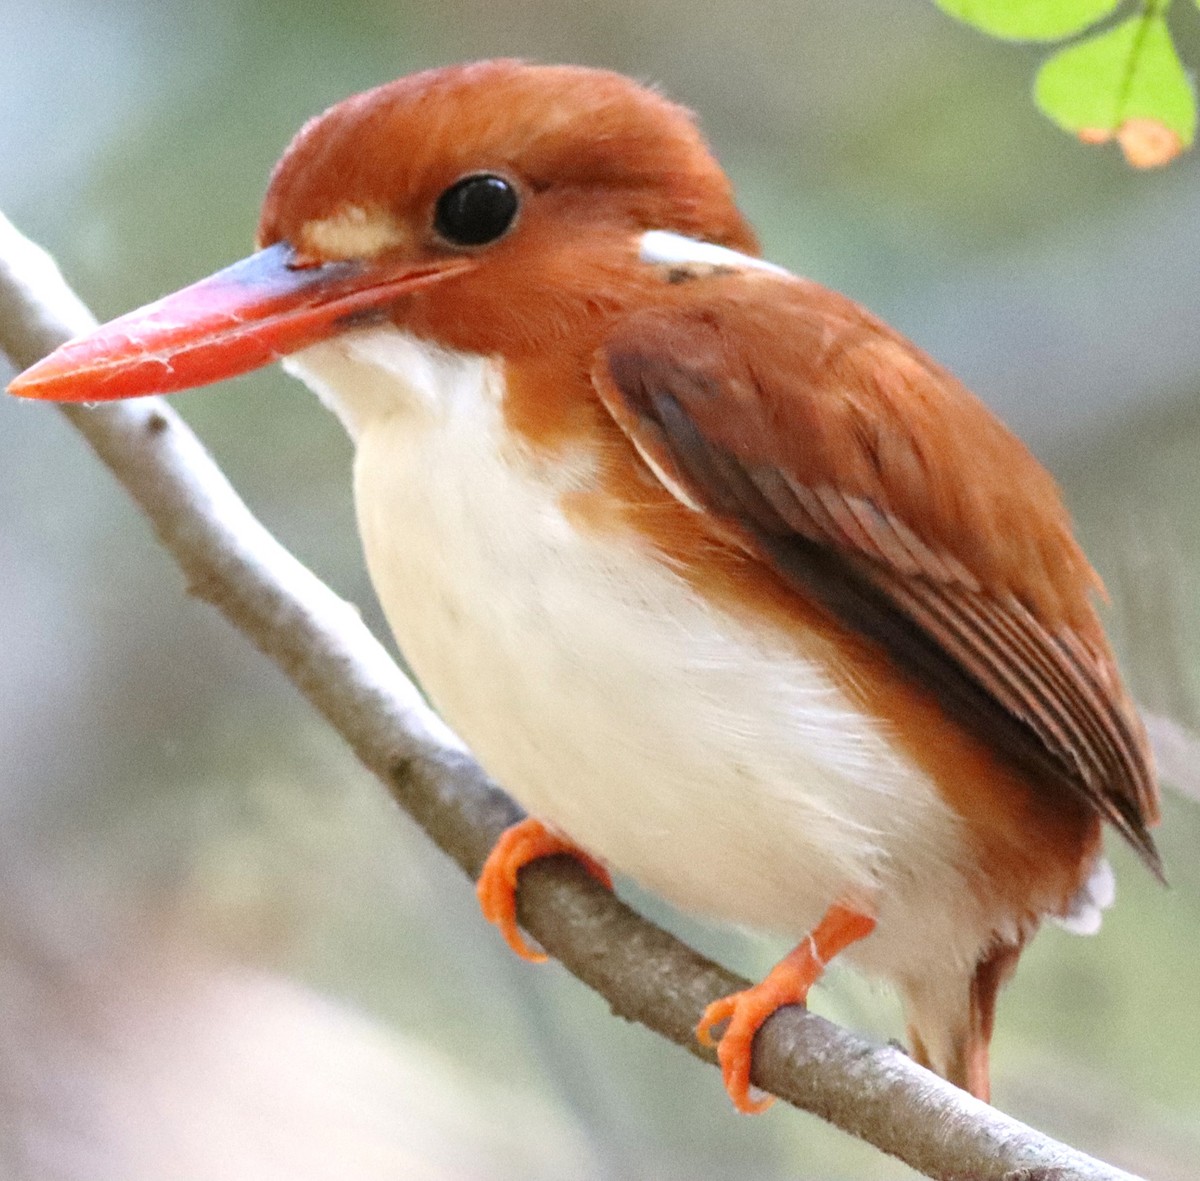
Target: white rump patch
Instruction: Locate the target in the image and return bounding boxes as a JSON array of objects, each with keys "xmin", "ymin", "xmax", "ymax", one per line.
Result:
[
  {"xmin": 638, "ymin": 230, "xmax": 791, "ymax": 277},
  {"xmin": 1053, "ymin": 856, "xmax": 1115, "ymax": 936}
]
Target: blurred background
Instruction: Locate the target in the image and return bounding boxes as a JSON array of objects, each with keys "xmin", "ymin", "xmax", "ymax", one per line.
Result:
[{"xmin": 3, "ymin": 1, "xmax": 1200, "ymax": 1177}]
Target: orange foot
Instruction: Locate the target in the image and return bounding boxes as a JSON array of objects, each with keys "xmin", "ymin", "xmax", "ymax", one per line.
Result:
[
  {"xmin": 697, "ymin": 902, "xmax": 877, "ymax": 1113},
  {"xmin": 476, "ymin": 817, "xmax": 613, "ymax": 962}
]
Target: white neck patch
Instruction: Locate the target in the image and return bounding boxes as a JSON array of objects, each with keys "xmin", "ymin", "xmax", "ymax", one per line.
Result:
[{"xmin": 638, "ymin": 229, "xmax": 791, "ymax": 277}]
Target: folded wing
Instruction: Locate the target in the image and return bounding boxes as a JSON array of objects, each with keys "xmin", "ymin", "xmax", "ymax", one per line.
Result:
[{"xmin": 591, "ymin": 272, "xmax": 1160, "ymax": 873}]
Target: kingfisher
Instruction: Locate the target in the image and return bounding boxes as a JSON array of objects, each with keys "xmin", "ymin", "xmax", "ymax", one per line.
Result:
[{"xmin": 9, "ymin": 59, "xmax": 1160, "ymax": 1113}]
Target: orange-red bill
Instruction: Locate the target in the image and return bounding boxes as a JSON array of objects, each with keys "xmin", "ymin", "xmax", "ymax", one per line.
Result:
[{"xmin": 7, "ymin": 242, "xmax": 468, "ymax": 403}]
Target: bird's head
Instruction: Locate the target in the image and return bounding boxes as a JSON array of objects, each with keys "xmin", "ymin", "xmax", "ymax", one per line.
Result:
[{"xmin": 9, "ymin": 60, "xmax": 756, "ymax": 402}]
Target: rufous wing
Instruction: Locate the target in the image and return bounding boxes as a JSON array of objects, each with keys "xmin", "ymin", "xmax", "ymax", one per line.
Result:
[{"xmin": 591, "ymin": 271, "xmax": 1160, "ymax": 873}]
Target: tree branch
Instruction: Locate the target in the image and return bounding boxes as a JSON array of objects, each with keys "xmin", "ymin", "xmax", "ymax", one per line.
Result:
[
  {"xmin": 0, "ymin": 210, "xmax": 1144, "ymax": 1181},
  {"xmin": 1143, "ymin": 710, "xmax": 1200, "ymax": 805}
]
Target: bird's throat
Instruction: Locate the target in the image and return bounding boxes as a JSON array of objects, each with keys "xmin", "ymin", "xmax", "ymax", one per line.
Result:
[{"xmin": 283, "ymin": 326, "xmax": 500, "ymax": 441}]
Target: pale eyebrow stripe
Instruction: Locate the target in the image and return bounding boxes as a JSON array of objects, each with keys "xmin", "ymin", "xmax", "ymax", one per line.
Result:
[{"xmin": 301, "ymin": 206, "xmax": 408, "ymax": 260}]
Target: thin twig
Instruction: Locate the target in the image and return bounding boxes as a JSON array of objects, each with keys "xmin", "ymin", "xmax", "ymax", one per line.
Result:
[{"xmin": 0, "ymin": 210, "xmax": 1144, "ymax": 1181}]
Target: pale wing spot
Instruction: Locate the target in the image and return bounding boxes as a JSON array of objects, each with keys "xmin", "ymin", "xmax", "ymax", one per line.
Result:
[{"xmin": 638, "ymin": 230, "xmax": 792, "ymax": 278}]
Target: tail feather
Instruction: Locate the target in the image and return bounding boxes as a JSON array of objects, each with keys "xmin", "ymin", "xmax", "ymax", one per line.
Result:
[{"xmin": 902, "ymin": 941, "xmax": 1023, "ymax": 1102}]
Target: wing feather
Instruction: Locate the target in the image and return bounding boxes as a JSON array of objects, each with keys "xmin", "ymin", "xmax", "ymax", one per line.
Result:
[{"xmin": 593, "ymin": 273, "xmax": 1160, "ymax": 872}]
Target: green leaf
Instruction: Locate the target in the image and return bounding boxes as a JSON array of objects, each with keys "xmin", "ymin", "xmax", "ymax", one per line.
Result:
[
  {"xmin": 934, "ymin": 0, "xmax": 1121, "ymax": 41},
  {"xmin": 1035, "ymin": 15, "xmax": 1197, "ymax": 165}
]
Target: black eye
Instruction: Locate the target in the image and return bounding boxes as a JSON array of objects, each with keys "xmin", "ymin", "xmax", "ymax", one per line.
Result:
[{"xmin": 434, "ymin": 174, "xmax": 519, "ymax": 247}]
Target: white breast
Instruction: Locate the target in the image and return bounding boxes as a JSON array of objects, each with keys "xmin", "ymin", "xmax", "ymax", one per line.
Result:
[{"xmin": 284, "ymin": 327, "xmax": 998, "ymax": 984}]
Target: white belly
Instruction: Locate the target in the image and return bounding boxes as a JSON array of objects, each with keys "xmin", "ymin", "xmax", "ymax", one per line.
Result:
[{"xmin": 285, "ymin": 328, "xmax": 995, "ymax": 983}]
